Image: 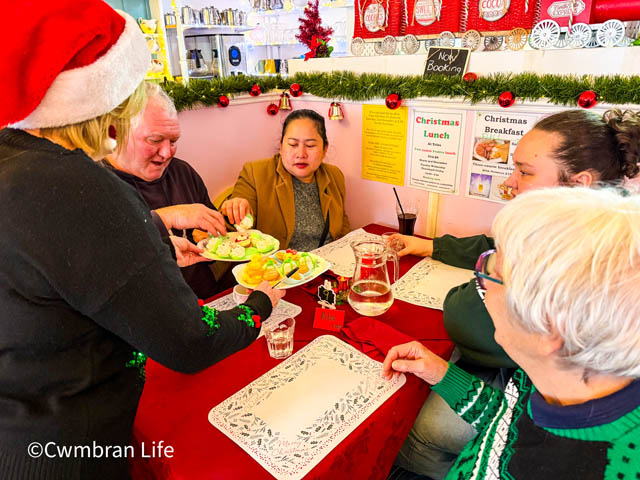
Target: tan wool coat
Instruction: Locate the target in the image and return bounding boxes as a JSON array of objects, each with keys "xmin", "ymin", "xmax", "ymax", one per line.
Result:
[{"xmin": 231, "ymin": 154, "xmax": 350, "ymax": 249}]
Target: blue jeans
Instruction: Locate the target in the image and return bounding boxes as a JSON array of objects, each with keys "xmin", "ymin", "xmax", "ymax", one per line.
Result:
[{"xmin": 394, "ymin": 356, "xmax": 514, "ymax": 480}]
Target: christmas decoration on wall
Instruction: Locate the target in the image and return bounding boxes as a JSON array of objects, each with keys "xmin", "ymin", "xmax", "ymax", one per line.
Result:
[
  {"xmin": 217, "ymin": 95, "xmax": 230, "ymax": 107},
  {"xmin": 463, "ymin": 72, "xmax": 478, "ymax": 83},
  {"xmin": 578, "ymin": 90, "xmax": 598, "ymax": 109},
  {"xmin": 290, "ymin": 83, "xmax": 303, "ymax": 97},
  {"xmin": 267, "ymin": 103, "xmax": 279, "ymax": 115},
  {"xmin": 498, "ymin": 91, "xmax": 515, "ymax": 108},
  {"xmin": 161, "ymin": 72, "xmax": 640, "ymax": 113},
  {"xmin": 249, "ymin": 84, "xmax": 261, "ymax": 97},
  {"xmin": 279, "ymin": 92, "xmax": 292, "ymax": 110},
  {"xmin": 328, "ymin": 102, "xmax": 344, "ymax": 120},
  {"xmin": 304, "ymin": 36, "xmax": 334, "ymax": 61},
  {"xmin": 385, "ymin": 93, "xmax": 402, "ymax": 110},
  {"xmin": 296, "ymin": 0, "xmax": 334, "ymax": 56}
]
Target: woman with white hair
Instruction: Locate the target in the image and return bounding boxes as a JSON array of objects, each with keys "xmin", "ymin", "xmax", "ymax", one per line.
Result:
[{"xmin": 383, "ymin": 187, "xmax": 640, "ymax": 479}]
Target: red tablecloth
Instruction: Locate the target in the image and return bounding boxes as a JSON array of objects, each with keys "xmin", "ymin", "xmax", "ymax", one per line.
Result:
[{"xmin": 131, "ymin": 224, "xmax": 453, "ymax": 479}]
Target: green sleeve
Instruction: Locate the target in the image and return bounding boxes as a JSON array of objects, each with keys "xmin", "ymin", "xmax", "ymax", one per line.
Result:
[
  {"xmin": 443, "ymin": 280, "xmax": 517, "ymax": 368},
  {"xmin": 433, "ymin": 234, "xmax": 495, "ymax": 269},
  {"xmin": 432, "ymin": 363, "xmax": 507, "ymax": 432}
]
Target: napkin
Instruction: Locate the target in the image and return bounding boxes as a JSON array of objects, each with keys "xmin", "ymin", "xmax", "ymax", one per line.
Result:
[{"xmin": 341, "ymin": 317, "xmax": 415, "ymax": 361}]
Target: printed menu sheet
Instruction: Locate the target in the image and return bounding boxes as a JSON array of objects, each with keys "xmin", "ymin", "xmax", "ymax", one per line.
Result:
[
  {"xmin": 466, "ymin": 111, "xmax": 540, "ymax": 203},
  {"xmin": 209, "ymin": 335, "xmax": 406, "ymax": 480},
  {"xmin": 392, "ymin": 257, "xmax": 476, "ymax": 310},
  {"xmin": 408, "ymin": 108, "xmax": 465, "ymax": 194},
  {"xmin": 361, "ymin": 104, "xmax": 409, "ymax": 185}
]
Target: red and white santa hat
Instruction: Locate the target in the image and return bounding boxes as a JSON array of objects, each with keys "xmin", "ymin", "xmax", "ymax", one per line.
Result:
[{"xmin": 2, "ymin": 0, "xmax": 150, "ymax": 129}]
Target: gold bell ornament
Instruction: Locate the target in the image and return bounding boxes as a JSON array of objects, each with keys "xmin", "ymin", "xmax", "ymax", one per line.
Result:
[
  {"xmin": 328, "ymin": 101, "xmax": 344, "ymax": 120},
  {"xmin": 279, "ymin": 92, "xmax": 292, "ymax": 110}
]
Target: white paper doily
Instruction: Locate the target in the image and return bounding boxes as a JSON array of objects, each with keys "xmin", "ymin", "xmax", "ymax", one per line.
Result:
[
  {"xmin": 206, "ymin": 294, "xmax": 302, "ymax": 333},
  {"xmin": 392, "ymin": 257, "xmax": 475, "ymax": 310},
  {"xmin": 311, "ymin": 228, "xmax": 383, "ymax": 277},
  {"xmin": 208, "ymin": 335, "xmax": 406, "ymax": 480}
]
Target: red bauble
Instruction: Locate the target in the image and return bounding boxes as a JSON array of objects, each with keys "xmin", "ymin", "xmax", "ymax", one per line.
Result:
[
  {"xmin": 290, "ymin": 83, "xmax": 303, "ymax": 97},
  {"xmin": 249, "ymin": 84, "xmax": 261, "ymax": 97},
  {"xmin": 463, "ymin": 72, "xmax": 478, "ymax": 83},
  {"xmin": 498, "ymin": 91, "xmax": 515, "ymax": 108},
  {"xmin": 267, "ymin": 103, "xmax": 279, "ymax": 115},
  {"xmin": 217, "ymin": 95, "xmax": 229, "ymax": 108},
  {"xmin": 385, "ymin": 93, "xmax": 402, "ymax": 110},
  {"xmin": 578, "ymin": 90, "xmax": 597, "ymax": 109}
]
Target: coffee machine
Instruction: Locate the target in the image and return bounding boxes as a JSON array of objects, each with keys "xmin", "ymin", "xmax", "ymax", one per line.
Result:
[{"xmin": 216, "ymin": 34, "xmax": 247, "ymax": 77}]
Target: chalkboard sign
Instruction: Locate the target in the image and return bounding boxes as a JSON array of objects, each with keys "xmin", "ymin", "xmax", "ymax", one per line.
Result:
[{"xmin": 424, "ymin": 47, "xmax": 471, "ymax": 78}]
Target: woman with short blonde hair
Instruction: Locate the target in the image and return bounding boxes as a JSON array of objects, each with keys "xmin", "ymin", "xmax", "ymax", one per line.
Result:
[{"xmin": 0, "ymin": 2, "xmax": 282, "ymax": 478}]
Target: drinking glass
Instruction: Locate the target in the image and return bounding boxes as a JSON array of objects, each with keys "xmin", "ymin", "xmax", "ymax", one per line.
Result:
[
  {"xmin": 381, "ymin": 231, "xmax": 404, "ymax": 253},
  {"xmin": 264, "ymin": 317, "xmax": 295, "ymax": 359},
  {"xmin": 396, "ymin": 201, "xmax": 418, "ymax": 236}
]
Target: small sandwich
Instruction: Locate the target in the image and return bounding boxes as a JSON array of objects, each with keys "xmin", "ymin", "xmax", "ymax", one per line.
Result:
[
  {"xmin": 234, "ymin": 213, "xmax": 254, "ymax": 233},
  {"xmin": 215, "ymin": 242, "xmax": 232, "ymax": 258},
  {"xmin": 234, "ymin": 233, "xmax": 251, "ymax": 248},
  {"xmin": 230, "ymin": 244, "xmax": 246, "ymax": 260}
]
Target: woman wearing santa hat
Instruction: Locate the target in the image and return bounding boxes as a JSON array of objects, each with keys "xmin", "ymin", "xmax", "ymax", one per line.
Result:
[{"xmin": 0, "ymin": 1, "xmax": 283, "ymax": 478}]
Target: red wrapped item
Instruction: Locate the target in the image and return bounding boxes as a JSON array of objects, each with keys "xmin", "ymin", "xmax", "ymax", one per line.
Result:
[
  {"xmin": 353, "ymin": 0, "xmax": 406, "ymax": 40},
  {"xmin": 594, "ymin": 0, "xmax": 640, "ymax": 23},
  {"xmin": 404, "ymin": 0, "xmax": 465, "ymax": 38},
  {"xmin": 538, "ymin": 0, "xmax": 596, "ymax": 27},
  {"xmin": 464, "ymin": 0, "xmax": 541, "ymax": 34}
]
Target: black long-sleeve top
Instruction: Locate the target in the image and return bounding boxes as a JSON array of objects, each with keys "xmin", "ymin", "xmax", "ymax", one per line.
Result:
[{"xmin": 0, "ymin": 129, "xmax": 271, "ymax": 479}]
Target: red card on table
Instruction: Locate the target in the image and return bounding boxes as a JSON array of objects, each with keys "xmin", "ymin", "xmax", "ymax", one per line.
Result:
[{"xmin": 313, "ymin": 308, "xmax": 345, "ymax": 332}]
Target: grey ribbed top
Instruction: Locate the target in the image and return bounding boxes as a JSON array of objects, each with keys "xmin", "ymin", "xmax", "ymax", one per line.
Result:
[{"xmin": 288, "ymin": 176, "xmax": 332, "ymax": 251}]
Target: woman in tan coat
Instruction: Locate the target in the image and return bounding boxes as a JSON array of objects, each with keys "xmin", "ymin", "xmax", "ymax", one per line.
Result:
[{"xmin": 222, "ymin": 109, "xmax": 350, "ymax": 251}]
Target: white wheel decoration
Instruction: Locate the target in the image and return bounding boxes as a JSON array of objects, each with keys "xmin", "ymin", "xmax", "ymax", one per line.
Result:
[
  {"xmin": 381, "ymin": 35, "xmax": 398, "ymax": 55},
  {"xmin": 530, "ymin": 20, "xmax": 560, "ymax": 49},
  {"xmin": 483, "ymin": 35, "xmax": 503, "ymax": 51},
  {"xmin": 373, "ymin": 41, "xmax": 384, "ymax": 54},
  {"xmin": 596, "ymin": 19, "xmax": 625, "ymax": 47},
  {"xmin": 506, "ymin": 28, "xmax": 528, "ymax": 51},
  {"xmin": 438, "ymin": 31, "xmax": 455, "ymax": 47},
  {"xmin": 350, "ymin": 37, "xmax": 365, "ymax": 56},
  {"xmin": 462, "ymin": 30, "xmax": 481, "ymax": 51},
  {"xmin": 402, "ymin": 34, "xmax": 420, "ymax": 54},
  {"xmin": 566, "ymin": 23, "xmax": 592, "ymax": 48}
]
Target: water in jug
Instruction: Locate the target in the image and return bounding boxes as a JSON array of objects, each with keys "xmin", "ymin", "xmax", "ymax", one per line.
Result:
[{"xmin": 348, "ymin": 239, "xmax": 399, "ymax": 316}]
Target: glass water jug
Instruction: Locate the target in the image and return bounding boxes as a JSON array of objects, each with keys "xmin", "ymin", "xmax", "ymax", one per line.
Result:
[{"xmin": 348, "ymin": 240, "xmax": 399, "ymax": 316}]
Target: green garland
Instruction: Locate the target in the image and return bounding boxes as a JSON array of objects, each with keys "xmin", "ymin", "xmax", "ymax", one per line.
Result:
[{"xmin": 161, "ymin": 71, "xmax": 640, "ymax": 111}]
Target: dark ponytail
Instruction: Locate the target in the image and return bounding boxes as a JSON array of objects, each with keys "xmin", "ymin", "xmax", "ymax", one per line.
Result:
[
  {"xmin": 533, "ymin": 109, "xmax": 640, "ymax": 182},
  {"xmin": 603, "ymin": 109, "xmax": 640, "ymax": 179}
]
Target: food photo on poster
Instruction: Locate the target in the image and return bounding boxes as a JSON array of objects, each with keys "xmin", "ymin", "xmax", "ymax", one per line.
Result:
[{"xmin": 465, "ymin": 111, "xmax": 541, "ymax": 203}]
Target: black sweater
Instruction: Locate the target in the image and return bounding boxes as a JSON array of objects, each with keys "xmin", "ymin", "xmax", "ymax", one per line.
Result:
[
  {"xmin": 99, "ymin": 157, "xmax": 221, "ymax": 300},
  {"xmin": 0, "ymin": 129, "xmax": 271, "ymax": 479}
]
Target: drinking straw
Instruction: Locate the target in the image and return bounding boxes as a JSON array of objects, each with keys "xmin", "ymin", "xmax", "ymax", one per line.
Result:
[{"xmin": 393, "ymin": 187, "xmax": 405, "ymax": 219}]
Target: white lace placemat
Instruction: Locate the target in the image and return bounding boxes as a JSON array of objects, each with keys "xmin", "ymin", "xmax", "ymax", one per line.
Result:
[
  {"xmin": 208, "ymin": 335, "xmax": 406, "ymax": 480},
  {"xmin": 392, "ymin": 257, "xmax": 476, "ymax": 310},
  {"xmin": 206, "ymin": 294, "xmax": 302, "ymax": 335},
  {"xmin": 311, "ymin": 228, "xmax": 383, "ymax": 277}
]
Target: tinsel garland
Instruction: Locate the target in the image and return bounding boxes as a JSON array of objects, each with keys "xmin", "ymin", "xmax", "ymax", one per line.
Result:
[
  {"xmin": 126, "ymin": 351, "xmax": 148, "ymax": 379},
  {"xmin": 202, "ymin": 305, "xmax": 221, "ymax": 336},
  {"xmin": 161, "ymin": 71, "xmax": 640, "ymax": 112}
]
